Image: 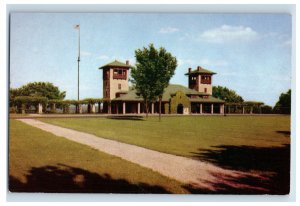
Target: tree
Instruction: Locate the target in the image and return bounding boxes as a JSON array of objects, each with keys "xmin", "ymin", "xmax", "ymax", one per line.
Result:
[
  {"xmin": 11, "ymin": 82, "xmax": 66, "ymax": 100},
  {"xmin": 212, "ymin": 85, "xmax": 244, "ymax": 103},
  {"xmin": 273, "ymin": 89, "xmax": 291, "ymax": 114},
  {"xmin": 131, "ymin": 44, "xmax": 177, "ymax": 120},
  {"xmin": 261, "ymin": 105, "xmax": 273, "ymax": 114}
]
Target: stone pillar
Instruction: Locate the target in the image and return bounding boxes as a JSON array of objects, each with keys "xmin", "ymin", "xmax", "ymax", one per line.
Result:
[
  {"xmin": 151, "ymin": 103, "xmax": 154, "ymax": 114},
  {"xmin": 200, "ymin": 104, "xmax": 202, "ymax": 114},
  {"xmin": 242, "ymin": 106, "xmax": 245, "ymax": 114},
  {"xmin": 138, "ymin": 102, "xmax": 140, "ymax": 114},
  {"xmin": 211, "ymin": 104, "xmax": 214, "ymax": 114},
  {"xmin": 21, "ymin": 104, "xmax": 26, "ymax": 114},
  {"xmin": 38, "ymin": 103, "xmax": 43, "ymax": 114},
  {"xmin": 220, "ymin": 104, "xmax": 224, "ymax": 114},
  {"xmin": 78, "ymin": 104, "xmax": 83, "ymax": 114},
  {"xmin": 51, "ymin": 103, "xmax": 56, "ymax": 113},
  {"xmin": 123, "ymin": 102, "xmax": 126, "ymax": 114},
  {"xmin": 91, "ymin": 104, "xmax": 96, "ymax": 113},
  {"xmin": 250, "ymin": 106, "xmax": 253, "ymax": 114}
]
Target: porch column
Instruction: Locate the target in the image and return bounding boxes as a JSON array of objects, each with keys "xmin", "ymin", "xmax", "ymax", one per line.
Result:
[
  {"xmin": 211, "ymin": 103, "xmax": 214, "ymax": 114},
  {"xmin": 38, "ymin": 103, "xmax": 43, "ymax": 114},
  {"xmin": 91, "ymin": 104, "xmax": 96, "ymax": 113},
  {"xmin": 250, "ymin": 106, "xmax": 253, "ymax": 114},
  {"xmin": 123, "ymin": 102, "xmax": 126, "ymax": 114},
  {"xmin": 137, "ymin": 102, "xmax": 140, "ymax": 114},
  {"xmin": 108, "ymin": 103, "xmax": 111, "ymax": 114},
  {"xmin": 220, "ymin": 104, "xmax": 224, "ymax": 114},
  {"xmin": 200, "ymin": 103, "xmax": 203, "ymax": 114},
  {"xmin": 151, "ymin": 103, "xmax": 154, "ymax": 114},
  {"xmin": 242, "ymin": 106, "xmax": 245, "ymax": 114},
  {"xmin": 116, "ymin": 103, "xmax": 118, "ymax": 114}
]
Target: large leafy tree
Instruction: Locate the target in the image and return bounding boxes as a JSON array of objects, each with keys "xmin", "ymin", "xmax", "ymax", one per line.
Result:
[
  {"xmin": 212, "ymin": 85, "xmax": 244, "ymax": 103},
  {"xmin": 11, "ymin": 82, "xmax": 66, "ymax": 100},
  {"xmin": 131, "ymin": 44, "xmax": 177, "ymax": 119},
  {"xmin": 273, "ymin": 89, "xmax": 291, "ymax": 114}
]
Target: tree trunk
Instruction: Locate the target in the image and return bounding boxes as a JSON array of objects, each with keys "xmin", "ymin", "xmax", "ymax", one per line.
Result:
[
  {"xmin": 145, "ymin": 100, "xmax": 149, "ymax": 118},
  {"xmin": 159, "ymin": 96, "xmax": 162, "ymax": 121}
]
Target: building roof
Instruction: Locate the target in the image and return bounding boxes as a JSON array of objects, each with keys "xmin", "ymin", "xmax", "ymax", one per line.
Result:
[
  {"xmin": 113, "ymin": 89, "xmax": 143, "ymax": 102},
  {"xmin": 185, "ymin": 66, "xmax": 216, "ymax": 75},
  {"xmin": 99, "ymin": 60, "xmax": 132, "ymax": 69},
  {"xmin": 112, "ymin": 84, "xmax": 224, "ymax": 103},
  {"xmin": 189, "ymin": 96, "xmax": 225, "ymax": 103},
  {"xmin": 161, "ymin": 84, "xmax": 206, "ymax": 101}
]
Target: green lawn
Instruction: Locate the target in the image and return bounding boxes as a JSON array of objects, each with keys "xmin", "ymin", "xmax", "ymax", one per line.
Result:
[
  {"xmin": 9, "ymin": 119, "xmax": 188, "ymax": 193},
  {"xmin": 41, "ymin": 115, "xmax": 290, "ymax": 158}
]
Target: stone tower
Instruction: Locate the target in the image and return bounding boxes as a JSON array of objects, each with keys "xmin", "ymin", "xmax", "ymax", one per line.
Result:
[
  {"xmin": 185, "ymin": 66, "xmax": 216, "ymax": 95},
  {"xmin": 99, "ymin": 60, "xmax": 131, "ymax": 100}
]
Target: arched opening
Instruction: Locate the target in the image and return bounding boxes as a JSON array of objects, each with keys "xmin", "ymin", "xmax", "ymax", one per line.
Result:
[{"xmin": 177, "ymin": 104, "xmax": 184, "ymax": 114}]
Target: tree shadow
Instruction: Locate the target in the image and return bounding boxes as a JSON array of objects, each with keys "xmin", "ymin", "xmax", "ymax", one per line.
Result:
[
  {"xmin": 9, "ymin": 164, "xmax": 170, "ymax": 193},
  {"xmin": 276, "ymin": 130, "xmax": 291, "ymax": 137},
  {"xmin": 106, "ymin": 115, "xmax": 144, "ymax": 121},
  {"xmin": 188, "ymin": 144, "xmax": 290, "ymax": 194}
]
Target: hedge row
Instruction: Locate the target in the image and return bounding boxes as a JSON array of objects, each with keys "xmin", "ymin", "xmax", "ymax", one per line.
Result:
[{"xmin": 11, "ymin": 97, "xmax": 105, "ymax": 106}]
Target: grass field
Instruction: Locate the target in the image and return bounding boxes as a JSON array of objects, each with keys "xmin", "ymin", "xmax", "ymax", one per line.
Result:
[
  {"xmin": 9, "ymin": 119, "xmax": 188, "ymax": 193},
  {"xmin": 41, "ymin": 115, "xmax": 290, "ymax": 158},
  {"xmin": 10, "ymin": 116, "xmax": 291, "ymax": 194}
]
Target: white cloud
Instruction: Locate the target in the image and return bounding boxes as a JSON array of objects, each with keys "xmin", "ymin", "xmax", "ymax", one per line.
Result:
[
  {"xmin": 198, "ymin": 25, "xmax": 258, "ymax": 43},
  {"xmin": 177, "ymin": 58, "xmax": 195, "ymax": 66},
  {"xmin": 281, "ymin": 39, "xmax": 292, "ymax": 47},
  {"xmin": 159, "ymin": 27, "xmax": 179, "ymax": 34},
  {"xmin": 178, "ymin": 58, "xmax": 228, "ymax": 68},
  {"xmin": 97, "ymin": 55, "xmax": 109, "ymax": 60},
  {"xmin": 81, "ymin": 51, "xmax": 92, "ymax": 56},
  {"xmin": 198, "ymin": 58, "xmax": 228, "ymax": 67}
]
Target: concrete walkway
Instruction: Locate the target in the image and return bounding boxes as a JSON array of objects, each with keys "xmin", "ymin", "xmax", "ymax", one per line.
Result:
[{"xmin": 18, "ymin": 119, "xmax": 269, "ymax": 192}]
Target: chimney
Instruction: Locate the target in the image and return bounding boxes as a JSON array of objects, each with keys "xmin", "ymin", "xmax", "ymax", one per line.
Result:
[
  {"xmin": 197, "ymin": 66, "xmax": 201, "ymax": 71},
  {"xmin": 188, "ymin": 68, "xmax": 192, "ymax": 73},
  {"xmin": 126, "ymin": 60, "xmax": 129, "ymax": 65}
]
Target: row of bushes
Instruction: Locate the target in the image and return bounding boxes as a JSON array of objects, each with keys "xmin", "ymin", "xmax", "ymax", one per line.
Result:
[{"xmin": 225, "ymin": 104, "xmax": 283, "ymax": 114}]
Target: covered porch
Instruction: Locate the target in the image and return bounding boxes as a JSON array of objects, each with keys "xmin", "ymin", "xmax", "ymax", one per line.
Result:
[{"xmin": 191, "ymin": 102, "xmax": 225, "ymax": 114}]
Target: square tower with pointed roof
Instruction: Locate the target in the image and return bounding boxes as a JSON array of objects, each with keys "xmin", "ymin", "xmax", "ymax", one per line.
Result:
[
  {"xmin": 185, "ymin": 66, "xmax": 216, "ymax": 95},
  {"xmin": 99, "ymin": 60, "xmax": 131, "ymax": 100}
]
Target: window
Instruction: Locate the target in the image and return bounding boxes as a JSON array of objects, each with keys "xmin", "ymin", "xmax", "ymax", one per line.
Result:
[
  {"xmin": 118, "ymin": 84, "xmax": 121, "ymax": 90},
  {"xmin": 201, "ymin": 75, "xmax": 211, "ymax": 84},
  {"xmin": 113, "ymin": 68, "xmax": 126, "ymax": 79}
]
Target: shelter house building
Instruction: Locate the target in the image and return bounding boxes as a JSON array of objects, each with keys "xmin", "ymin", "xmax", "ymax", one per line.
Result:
[{"xmin": 99, "ymin": 60, "xmax": 225, "ymax": 115}]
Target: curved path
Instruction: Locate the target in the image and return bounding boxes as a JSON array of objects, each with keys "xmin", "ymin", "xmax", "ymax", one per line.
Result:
[{"xmin": 18, "ymin": 119, "xmax": 268, "ymax": 192}]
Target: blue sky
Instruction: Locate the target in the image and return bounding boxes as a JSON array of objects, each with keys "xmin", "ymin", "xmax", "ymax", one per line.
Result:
[{"xmin": 10, "ymin": 13, "xmax": 291, "ymax": 106}]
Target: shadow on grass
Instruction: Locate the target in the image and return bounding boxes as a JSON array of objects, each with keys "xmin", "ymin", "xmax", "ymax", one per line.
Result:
[
  {"xmin": 188, "ymin": 144, "xmax": 290, "ymax": 194},
  {"xmin": 106, "ymin": 115, "xmax": 144, "ymax": 121},
  {"xmin": 9, "ymin": 164, "xmax": 170, "ymax": 193},
  {"xmin": 276, "ymin": 130, "xmax": 291, "ymax": 137}
]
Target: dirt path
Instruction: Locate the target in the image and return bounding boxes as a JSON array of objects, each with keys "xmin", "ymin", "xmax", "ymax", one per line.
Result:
[{"xmin": 18, "ymin": 118, "xmax": 268, "ymax": 192}]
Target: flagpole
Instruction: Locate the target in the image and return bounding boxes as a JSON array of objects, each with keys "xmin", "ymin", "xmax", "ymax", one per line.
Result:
[{"xmin": 77, "ymin": 25, "xmax": 80, "ymax": 101}]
